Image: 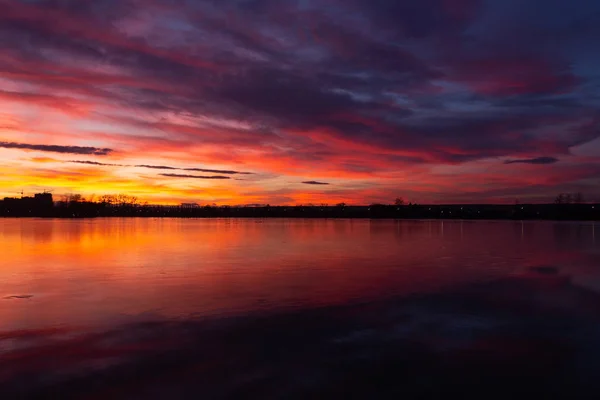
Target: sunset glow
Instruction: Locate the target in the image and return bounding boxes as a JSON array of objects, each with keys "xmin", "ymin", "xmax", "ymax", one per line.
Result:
[{"xmin": 1, "ymin": 0, "xmax": 599, "ymax": 204}]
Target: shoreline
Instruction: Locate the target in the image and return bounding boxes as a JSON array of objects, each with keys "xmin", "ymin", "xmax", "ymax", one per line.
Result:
[
  {"xmin": 2, "ymin": 196, "xmax": 598, "ymax": 220},
  {"xmin": 1, "ymin": 215, "xmax": 599, "ymax": 221},
  {"xmin": 5, "ymin": 204, "xmax": 597, "ymax": 222}
]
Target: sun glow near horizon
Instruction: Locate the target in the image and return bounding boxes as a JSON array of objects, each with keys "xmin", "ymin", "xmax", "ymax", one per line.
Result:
[{"xmin": 1, "ymin": 0, "xmax": 599, "ymax": 204}]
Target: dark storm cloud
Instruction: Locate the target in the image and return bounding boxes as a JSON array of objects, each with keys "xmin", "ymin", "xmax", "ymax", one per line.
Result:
[
  {"xmin": 504, "ymin": 157, "xmax": 560, "ymax": 165},
  {"xmin": 302, "ymin": 181, "xmax": 330, "ymax": 185},
  {"xmin": 160, "ymin": 173, "xmax": 231, "ymax": 180},
  {"xmin": 1, "ymin": 141, "xmax": 113, "ymax": 156}
]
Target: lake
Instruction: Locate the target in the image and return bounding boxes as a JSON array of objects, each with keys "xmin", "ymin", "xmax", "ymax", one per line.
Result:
[{"xmin": 1, "ymin": 218, "xmax": 600, "ymax": 398}]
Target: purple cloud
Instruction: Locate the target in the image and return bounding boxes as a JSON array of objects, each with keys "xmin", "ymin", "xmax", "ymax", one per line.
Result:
[
  {"xmin": 1, "ymin": 141, "xmax": 113, "ymax": 156},
  {"xmin": 504, "ymin": 157, "xmax": 560, "ymax": 165},
  {"xmin": 1, "ymin": 0, "xmax": 599, "ymax": 202}
]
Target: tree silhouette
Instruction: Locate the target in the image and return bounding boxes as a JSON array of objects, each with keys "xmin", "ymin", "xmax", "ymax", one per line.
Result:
[
  {"xmin": 63, "ymin": 194, "xmax": 84, "ymax": 204},
  {"xmin": 564, "ymin": 193, "xmax": 573, "ymax": 204},
  {"xmin": 100, "ymin": 195, "xmax": 116, "ymax": 205}
]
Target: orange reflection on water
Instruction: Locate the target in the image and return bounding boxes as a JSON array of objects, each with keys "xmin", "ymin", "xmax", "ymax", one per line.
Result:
[{"xmin": 0, "ymin": 219, "xmax": 597, "ymax": 333}]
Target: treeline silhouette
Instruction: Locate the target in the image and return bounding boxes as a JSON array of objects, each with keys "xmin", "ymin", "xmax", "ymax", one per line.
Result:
[{"xmin": 1, "ymin": 192, "xmax": 599, "ymax": 220}]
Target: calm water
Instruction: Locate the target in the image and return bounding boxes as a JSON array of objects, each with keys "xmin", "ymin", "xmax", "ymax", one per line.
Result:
[
  {"xmin": 2, "ymin": 218, "xmax": 600, "ymax": 398},
  {"xmin": 1, "ymin": 218, "xmax": 598, "ymax": 333}
]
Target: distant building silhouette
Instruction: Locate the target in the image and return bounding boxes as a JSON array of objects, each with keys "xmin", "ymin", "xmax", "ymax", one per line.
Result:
[
  {"xmin": 34, "ymin": 192, "xmax": 54, "ymax": 208},
  {"xmin": 0, "ymin": 192, "xmax": 54, "ymax": 216}
]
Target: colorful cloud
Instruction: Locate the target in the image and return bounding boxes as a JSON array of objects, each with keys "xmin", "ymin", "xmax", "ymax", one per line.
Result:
[{"xmin": 0, "ymin": 0, "xmax": 599, "ymax": 204}]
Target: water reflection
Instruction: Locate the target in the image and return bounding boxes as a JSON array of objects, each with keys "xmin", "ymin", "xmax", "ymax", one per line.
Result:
[{"xmin": 0, "ymin": 219, "xmax": 598, "ymax": 333}]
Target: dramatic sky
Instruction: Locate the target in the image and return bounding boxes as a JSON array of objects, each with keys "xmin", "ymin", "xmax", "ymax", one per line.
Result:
[{"xmin": 1, "ymin": 0, "xmax": 599, "ymax": 204}]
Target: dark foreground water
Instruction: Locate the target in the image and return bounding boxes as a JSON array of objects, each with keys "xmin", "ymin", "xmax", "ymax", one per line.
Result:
[{"xmin": 1, "ymin": 219, "xmax": 599, "ymax": 398}]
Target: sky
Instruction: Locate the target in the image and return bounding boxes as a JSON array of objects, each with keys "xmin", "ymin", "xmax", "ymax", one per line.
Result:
[{"xmin": 0, "ymin": 0, "xmax": 599, "ymax": 205}]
